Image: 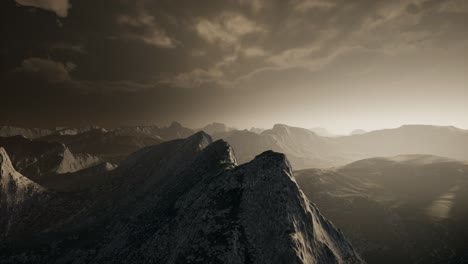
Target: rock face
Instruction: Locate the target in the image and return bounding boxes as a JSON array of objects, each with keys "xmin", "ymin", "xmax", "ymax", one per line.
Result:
[
  {"xmin": 0, "ymin": 148, "xmax": 48, "ymax": 239},
  {"xmin": 0, "ymin": 132, "xmax": 364, "ymax": 264},
  {"xmin": 295, "ymin": 155, "xmax": 468, "ymax": 264}
]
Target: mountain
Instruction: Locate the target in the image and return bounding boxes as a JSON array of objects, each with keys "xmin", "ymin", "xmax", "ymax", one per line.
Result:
[
  {"xmin": 37, "ymin": 122, "xmax": 194, "ymax": 163},
  {"xmin": 249, "ymin": 127, "xmax": 265, "ymax": 133},
  {"xmin": 198, "ymin": 122, "xmax": 235, "ymax": 135},
  {"xmin": 218, "ymin": 124, "xmax": 468, "ymax": 170},
  {"xmin": 38, "ymin": 162, "xmax": 117, "ymax": 191},
  {"xmin": 54, "ymin": 126, "xmax": 103, "ymax": 136},
  {"xmin": 216, "ymin": 124, "xmax": 347, "ymax": 169},
  {"xmin": 39, "ymin": 127, "xmax": 164, "ymax": 163},
  {"xmin": 295, "ymin": 155, "xmax": 468, "ymax": 264},
  {"xmin": 0, "ymin": 132, "xmax": 364, "ymax": 263},
  {"xmin": 310, "ymin": 127, "xmax": 338, "ymax": 137},
  {"xmin": 156, "ymin": 121, "xmax": 195, "ymax": 140},
  {"xmin": 6, "ymin": 123, "xmax": 467, "ymax": 171},
  {"xmin": 0, "ymin": 136, "xmax": 100, "ymax": 182},
  {"xmin": 337, "ymin": 125, "xmax": 468, "ymax": 162},
  {"xmin": 0, "ymin": 126, "xmax": 54, "ymax": 139},
  {"xmin": 0, "ymin": 147, "xmax": 49, "ymax": 239}
]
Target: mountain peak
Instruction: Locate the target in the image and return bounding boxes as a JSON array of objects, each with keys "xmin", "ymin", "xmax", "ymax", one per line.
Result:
[
  {"xmin": 253, "ymin": 150, "xmax": 289, "ymax": 166},
  {"xmin": 192, "ymin": 139, "xmax": 237, "ymax": 169},
  {"xmin": 226, "ymin": 148, "xmax": 363, "ymax": 263},
  {"xmin": 183, "ymin": 131, "xmax": 212, "ymax": 149},
  {"xmin": 0, "ymin": 147, "xmax": 14, "ymax": 172},
  {"xmin": 272, "ymin": 123, "xmax": 289, "ymax": 130},
  {"xmin": 209, "ymin": 122, "xmax": 226, "ymax": 127},
  {"xmin": 0, "ymin": 147, "xmax": 46, "ymax": 209},
  {"xmin": 169, "ymin": 121, "xmax": 182, "ymax": 128}
]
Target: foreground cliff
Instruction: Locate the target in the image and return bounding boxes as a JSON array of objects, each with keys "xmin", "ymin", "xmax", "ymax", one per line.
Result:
[{"xmin": 0, "ymin": 133, "xmax": 363, "ymax": 264}]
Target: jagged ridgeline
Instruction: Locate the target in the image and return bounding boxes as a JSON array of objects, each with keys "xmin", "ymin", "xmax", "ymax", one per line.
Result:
[{"xmin": 0, "ymin": 133, "xmax": 364, "ymax": 264}]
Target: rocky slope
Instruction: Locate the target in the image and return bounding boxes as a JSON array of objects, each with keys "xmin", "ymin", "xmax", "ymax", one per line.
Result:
[
  {"xmin": 0, "ymin": 132, "xmax": 364, "ymax": 264},
  {"xmin": 0, "ymin": 148, "xmax": 49, "ymax": 239},
  {"xmin": 295, "ymin": 155, "xmax": 468, "ymax": 264}
]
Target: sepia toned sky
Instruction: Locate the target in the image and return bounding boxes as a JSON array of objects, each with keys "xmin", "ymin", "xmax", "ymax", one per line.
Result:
[{"xmin": 1, "ymin": 0, "xmax": 467, "ymax": 133}]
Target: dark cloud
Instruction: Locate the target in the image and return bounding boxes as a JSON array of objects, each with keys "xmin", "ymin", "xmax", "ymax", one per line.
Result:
[
  {"xmin": 15, "ymin": 0, "xmax": 71, "ymax": 17},
  {"xmin": 115, "ymin": 7, "xmax": 178, "ymax": 48},
  {"xmin": 14, "ymin": 57, "xmax": 75, "ymax": 82}
]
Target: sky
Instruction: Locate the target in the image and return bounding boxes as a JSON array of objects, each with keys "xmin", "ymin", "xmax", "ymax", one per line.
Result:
[{"xmin": 1, "ymin": 0, "xmax": 467, "ymax": 134}]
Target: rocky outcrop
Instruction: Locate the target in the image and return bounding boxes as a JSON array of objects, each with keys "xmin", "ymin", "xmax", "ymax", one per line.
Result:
[{"xmin": 0, "ymin": 148, "xmax": 48, "ymax": 239}]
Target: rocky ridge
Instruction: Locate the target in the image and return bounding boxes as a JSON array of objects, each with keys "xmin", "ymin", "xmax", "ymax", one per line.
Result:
[{"xmin": 0, "ymin": 132, "xmax": 364, "ymax": 264}]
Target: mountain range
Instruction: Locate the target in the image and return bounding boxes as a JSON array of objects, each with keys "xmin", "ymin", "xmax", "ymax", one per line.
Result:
[
  {"xmin": 0, "ymin": 133, "xmax": 364, "ymax": 264},
  {"xmin": 3, "ymin": 123, "xmax": 467, "ymax": 171},
  {"xmin": 2, "ymin": 122, "xmax": 468, "ymax": 263},
  {"xmin": 215, "ymin": 124, "xmax": 468, "ymax": 170}
]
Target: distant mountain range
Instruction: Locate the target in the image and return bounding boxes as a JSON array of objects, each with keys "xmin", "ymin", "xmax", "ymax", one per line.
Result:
[
  {"xmin": 3, "ymin": 123, "xmax": 468, "ymax": 170},
  {"xmin": 215, "ymin": 124, "xmax": 468, "ymax": 169},
  {"xmin": 2, "ymin": 123, "xmax": 468, "ymax": 170},
  {"xmin": 295, "ymin": 155, "xmax": 468, "ymax": 264},
  {"xmin": 0, "ymin": 136, "xmax": 100, "ymax": 182},
  {"xmin": 196, "ymin": 122, "xmax": 236, "ymax": 135},
  {"xmin": 0, "ymin": 133, "xmax": 364, "ymax": 263},
  {"xmin": 310, "ymin": 127, "xmax": 339, "ymax": 137},
  {"xmin": 213, "ymin": 124, "xmax": 345, "ymax": 169}
]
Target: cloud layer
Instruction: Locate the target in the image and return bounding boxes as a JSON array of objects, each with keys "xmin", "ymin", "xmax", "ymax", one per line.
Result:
[
  {"xmin": 1, "ymin": 0, "xmax": 467, "ymax": 131},
  {"xmin": 15, "ymin": 57, "xmax": 75, "ymax": 82}
]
